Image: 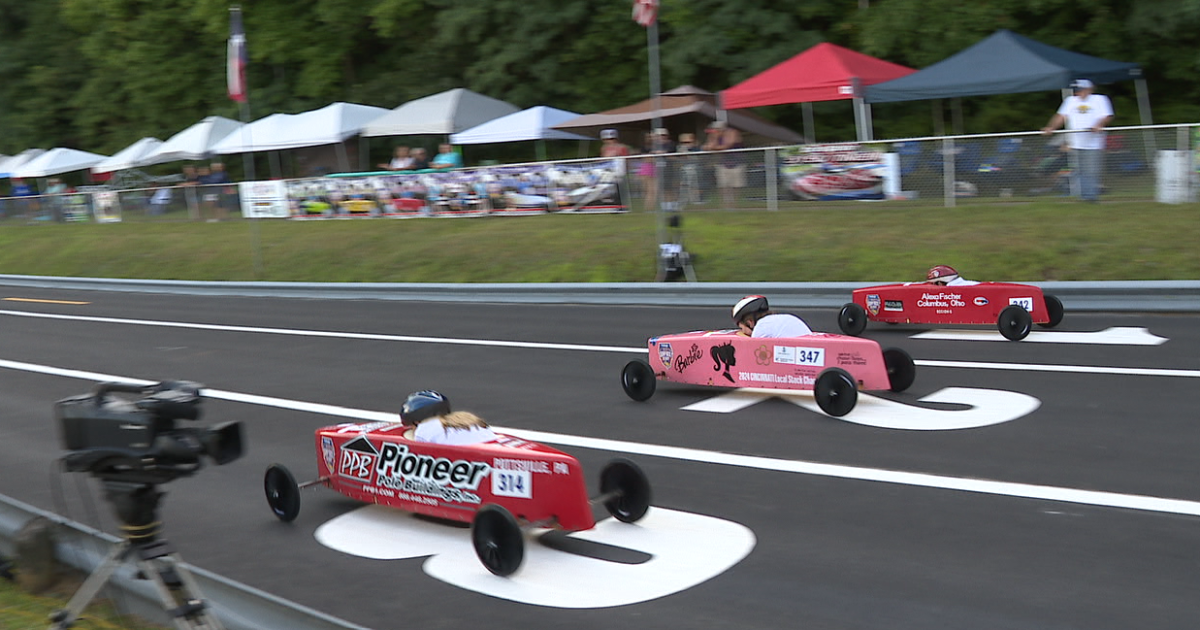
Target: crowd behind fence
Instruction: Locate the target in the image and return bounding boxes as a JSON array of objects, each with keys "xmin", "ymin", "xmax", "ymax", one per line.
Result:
[{"xmin": 1, "ymin": 124, "xmax": 1195, "ymax": 226}]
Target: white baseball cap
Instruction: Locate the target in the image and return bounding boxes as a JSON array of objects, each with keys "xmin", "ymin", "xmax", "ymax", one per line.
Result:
[{"xmin": 1070, "ymin": 78, "xmax": 1094, "ymax": 90}]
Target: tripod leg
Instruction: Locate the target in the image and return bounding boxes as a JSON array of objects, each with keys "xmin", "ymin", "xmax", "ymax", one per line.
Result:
[
  {"xmin": 134, "ymin": 540, "xmax": 225, "ymax": 630},
  {"xmin": 49, "ymin": 541, "xmax": 132, "ymax": 629}
]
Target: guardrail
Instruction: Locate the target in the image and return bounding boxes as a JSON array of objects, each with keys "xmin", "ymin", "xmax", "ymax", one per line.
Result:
[{"xmin": 1, "ymin": 275, "xmax": 1199, "ymax": 312}]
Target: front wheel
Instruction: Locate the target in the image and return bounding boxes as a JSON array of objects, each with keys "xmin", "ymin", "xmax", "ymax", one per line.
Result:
[
  {"xmin": 1039, "ymin": 294, "xmax": 1064, "ymax": 329},
  {"xmin": 472, "ymin": 505, "xmax": 525, "ymax": 577},
  {"xmin": 882, "ymin": 347, "xmax": 916, "ymax": 392},
  {"xmin": 264, "ymin": 464, "xmax": 301, "ymax": 522},
  {"xmin": 998, "ymin": 304, "xmax": 1033, "ymax": 341},
  {"xmin": 838, "ymin": 303, "xmax": 868, "ymax": 336},
  {"xmin": 621, "ymin": 360, "xmax": 656, "ymax": 401},
  {"xmin": 814, "ymin": 368, "xmax": 858, "ymax": 417},
  {"xmin": 599, "ymin": 458, "xmax": 651, "ymax": 523}
]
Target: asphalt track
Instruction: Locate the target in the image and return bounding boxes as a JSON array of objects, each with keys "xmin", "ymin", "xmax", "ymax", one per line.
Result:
[{"xmin": 0, "ymin": 287, "xmax": 1197, "ymax": 630}]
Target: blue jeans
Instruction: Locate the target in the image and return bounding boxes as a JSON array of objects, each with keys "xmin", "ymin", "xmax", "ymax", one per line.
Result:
[{"xmin": 1073, "ymin": 149, "xmax": 1105, "ymax": 201}]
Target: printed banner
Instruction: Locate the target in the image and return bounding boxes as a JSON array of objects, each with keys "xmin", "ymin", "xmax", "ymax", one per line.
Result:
[
  {"xmin": 780, "ymin": 143, "xmax": 889, "ymax": 201},
  {"xmin": 239, "ymin": 180, "xmax": 290, "ymax": 218},
  {"xmin": 91, "ymin": 191, "xmax": 122, "ymax": 223}
]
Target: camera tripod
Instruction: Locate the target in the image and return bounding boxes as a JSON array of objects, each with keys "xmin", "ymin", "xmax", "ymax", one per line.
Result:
[{"xmin": 49, "ymin": 481, "xmax": 224, "ymax": 630}]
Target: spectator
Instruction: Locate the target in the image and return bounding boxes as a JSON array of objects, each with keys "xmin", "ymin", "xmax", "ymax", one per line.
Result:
[
  {"xmin": 1041, "ymin": 78, "xmax": 1113, "ymax": 203},
  {"xmin": 379, "ymin": 145, "xmax": 414, "ymax": 171},
  {"xmin": 600, "ymin": 128, "xmax": 631, "ymax": 157},
  {"xmin": 10, "ymin": 178, "xmax": 38, "ymax": 221},
  {"xmin": 430, "ymin": 143, "xmax": 463, "ymax": 170},
  {"xmin": 46, "ymin": 177, "xmax": 69, "ymax": 222},
  {"xmin": 702, "ymin": 120, "xmax": 745, "ymax": 210},
  {"xmin": 409, "ymin": 148, "xmax": 431, "ymax": 170},
  {"xmin": 676, "ymin": 132, "xmax": 702, "ymax": 204},
  {"xmin": 200, "ymin": 162, "xmax": 233, "ymax": 221}
]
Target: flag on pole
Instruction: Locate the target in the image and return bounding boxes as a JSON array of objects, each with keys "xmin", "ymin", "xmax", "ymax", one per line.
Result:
[
  {"xmin": 632, "ymin": 0, "xmax": 659, "ymax": 27},
  {"xmin": 227, "ymin": 6, "xmax": 248, "ymax": 102}
]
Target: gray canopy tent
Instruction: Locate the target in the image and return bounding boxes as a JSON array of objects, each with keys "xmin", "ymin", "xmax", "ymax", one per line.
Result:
[{"xmin": 864, "ymin": 30, "xmax": 1150, "ymax": 138}]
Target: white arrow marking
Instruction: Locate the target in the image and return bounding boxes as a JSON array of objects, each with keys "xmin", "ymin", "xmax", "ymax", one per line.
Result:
[
  {"xmin": 682, "ymin": 387, "xmax": 1040, "ymax": 431},
  {"xmin": 911, "ymin": 326, "xmax": 1167, "ymax": 345},
  {"xmin": 316, "ymin": 504, "xmax": 756, "ymax": 608}
]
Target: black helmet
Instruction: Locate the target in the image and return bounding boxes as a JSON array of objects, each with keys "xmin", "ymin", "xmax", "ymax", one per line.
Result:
[
  {"xmin": 732, "ymin": 295, "xmax": 769, "ymax": 324},
  {"xmin": 400, "ymin": 390, "xmax": 450, "ymax": 426}
]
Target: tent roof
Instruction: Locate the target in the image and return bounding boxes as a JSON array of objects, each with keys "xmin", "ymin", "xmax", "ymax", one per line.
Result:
[
  {"xmin": 92, "ymin": 137, "xmax": 163, "ymax": 174},
  {"xmin": 233, "ymin": 102, "xmax": 389, "ymax": 152},
  {"xmin": 866, "ymin": 29, "xmax": 1142, "ymax": 104},
  {"xmin": 449, "ymin": 106, "xmax": 592, "ymax": 144},
  {"xmin": 722, "ymin": 43, "xmax": 915, "ymax": 108},
  {"xmin": 360, "ymin": 88, "xmax": 521, "ymax": 137},
  {"xmin": 140, "ymin": 116, "xmax": 243, "ymax": 165},
  {"xmin": 211, "ymin": 113, "xmax": 295, "ymax": 155},
  {"xmin": 11, "ymin": 147, "xmax": 108, "ymax": 178},
  {"xmin": 553, "ymin": 86, "xmax": 803, "ymax": 145},
  {"xmin": 0, "ymin": 149, "xmax": 47, "ymax": 178}
]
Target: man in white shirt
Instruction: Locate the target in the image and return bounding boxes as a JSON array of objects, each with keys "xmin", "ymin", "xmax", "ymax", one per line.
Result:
[
  {"xmin": 732, "ymin": 295, "xmax": 814, "ymax": 338},
  {"xmin": 1041, "ymin": 78, "xmax": 1114, "ymax": 202}
]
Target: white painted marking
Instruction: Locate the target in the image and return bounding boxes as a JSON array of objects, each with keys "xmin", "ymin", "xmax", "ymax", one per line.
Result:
[
  {"xmin": 316, "ymin": 504, "xmax": 756, "ymax": 608},
  {"xmin": 685, "ymin": 387, "xmax": 1041, "ymax": 430},
  {"xmin": 911, "ymin": 326, "xmax": 1168, "ymax": 345},
  {"xmin": 3, "ymin": 360, "xmax": 1199, "ymax": 517},
  {"xmin": 2, "ymin": 309, "xmax": 1195, "ymax": 379}
]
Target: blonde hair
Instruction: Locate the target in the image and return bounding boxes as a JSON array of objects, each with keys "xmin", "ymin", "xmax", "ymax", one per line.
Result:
[{"xmin": 439, "ymin": 411, "xmax": 488, "ymax": 431}]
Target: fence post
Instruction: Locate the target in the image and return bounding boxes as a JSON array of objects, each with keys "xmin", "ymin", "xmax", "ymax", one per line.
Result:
[
  {"xmin": 942, "ymin": 136, "xmax": 955, "ymax": 208},
  {"xmin": 765, "ymin": 147, "xmax": 777, "ymax": 211}
]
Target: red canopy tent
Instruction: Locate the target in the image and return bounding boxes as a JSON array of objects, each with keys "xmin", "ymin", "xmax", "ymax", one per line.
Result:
[{"xmin": 721, "ymin": 43, "xmax": 915, "ymax": 142}]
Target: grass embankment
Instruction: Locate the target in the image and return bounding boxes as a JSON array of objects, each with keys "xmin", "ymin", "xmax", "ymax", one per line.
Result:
[
  {"xmin": 0, "ymin": 200, "xmax": 1196, "ymax": 283},
  {"xmin": 0, "ymin": 574, "xmax": 167, "ymax": 630}
]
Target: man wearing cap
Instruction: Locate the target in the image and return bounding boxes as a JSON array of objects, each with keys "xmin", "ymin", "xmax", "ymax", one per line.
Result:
[{"xmin": 1041, "ymin": 78, "xmax": 1114, "ymax": 202}]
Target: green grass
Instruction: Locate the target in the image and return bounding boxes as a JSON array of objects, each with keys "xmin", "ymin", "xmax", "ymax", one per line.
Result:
[
  {"xmin": 0, "ymin": 198, "xmax": 1197, "ymax": 283},
  {"xmin": 0, "ymin": 574, "xmax": 168, "ymax": 630}
]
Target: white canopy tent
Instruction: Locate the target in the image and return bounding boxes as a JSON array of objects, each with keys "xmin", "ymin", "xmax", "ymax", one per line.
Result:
[
  {"xmin": 450, "ymin": 106, "xmax": 592, "ymax": 144},
  {"xmin": 209, "ymin": 103, "xmax": 390, "ymax": 173},
  {"xmin": 361, "ymin": 88, "xmax": 520, "ymax": 137},
  {"xmin": 210, "ymin": 113, "xmax": 295, "ymax": 155},
  {"xmin": 91, "ymin": 137, "xmax": 163, "ymax": 174},
  {"xmin": 11, "ymin": 148, "xmax": 109, "ymax": 178},
  {"xmin": 0, "ymin": 149, "xmax": 48, "ymax": 178},
  {"xmin": 139, "ymin": 116, "xmax": 243, "ymax": 166}
]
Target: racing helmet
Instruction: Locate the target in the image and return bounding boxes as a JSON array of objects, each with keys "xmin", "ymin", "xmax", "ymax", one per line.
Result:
[
  {"xmin": 732, "ymin": 295, "xmax": 770, "ymax": 324},
  {"xmin": 927, "ymin": 265, "xmax": 959, "ymax": 284},
  {"xmin": 400, "ymin": 390, "xmax": 451, "ymax": 426},
  {"xmin": 601, "ymin": 129, "xmax": 619, "ymax": 140}
]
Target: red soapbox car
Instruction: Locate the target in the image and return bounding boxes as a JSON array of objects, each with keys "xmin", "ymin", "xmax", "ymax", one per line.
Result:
[
  {"xmin": 621, "ymin": 329, "xmax": 915, "ymax": 417},
  {"xmin": 264, "ymin": 420, "xmax": 650, "ymax": 577},
  {"xmin": 838, "ymin": 282, "xmax": 1064, "ymax": 341}
]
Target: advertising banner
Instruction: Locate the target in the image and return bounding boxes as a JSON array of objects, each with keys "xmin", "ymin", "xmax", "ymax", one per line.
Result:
[
  {"xmin": 780, "ymin": 143, "xmax": 889, "ymax": 201},
  {"xmin": 239, "ymin": 180, "xmax": 290, "ymax": 218}
]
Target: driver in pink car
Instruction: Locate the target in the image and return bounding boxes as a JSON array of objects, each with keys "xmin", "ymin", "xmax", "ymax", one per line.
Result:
[{"xmin": 732, "ymin": 295, "xmax": 813, "ymax": 338}]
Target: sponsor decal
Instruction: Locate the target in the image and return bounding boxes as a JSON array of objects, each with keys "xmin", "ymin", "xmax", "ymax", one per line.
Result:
[
  {"xmin": 735, "ymin": 371, "xmax": 816, "ymax": 386},
  {"xmin": 338, "ymin": 435, "xmax": 380, "ymax": 482},
  {"xmin": 491, "ymin": 469, "xmax": 532, "ymax": 499},
  {"xmin": 711, "ymin": 343, "xmax": 737, "ymax": 383},
  {"xmin": 884, "ymin": 299, "xmax": 904, "ymax": 312},
  {"xmin": 754, "ymin": 345, "xmax": 772, "ymax": 366},
  {"xmin": 1009, "ymin": 296, "xmax": 1035, "ymax": 312},
  {"xmin": 837, "ymin": 351, "xmax": 868, "ymax": 367},
  {"xmin": 374, "ymin": 443, "xmax": 490, "ymax": 505},
  {"xmin": 773, "ymin": 346, "xmax": 825, "ymax": 367},
  {"xmin": 974, "ymin": 296, "xmax": 989, "ymax": 306},
  {"xmin": 673, "ymin": 343, "xmax": 703, "ymax": 373},
  {"xmin": 917, "ymin": 292, "xmax": 966, "ymax": 309},
  {"xmin": 866, "ymin": 294, "xmax": 881, "ymax": 316},
  {"xmin": 335, "ymin": 421, "xmax": 394, "ymax": 434},
  {"xmin": 658, "ymin": 342, "xmax": 673, "ymax": 368},
  {"xmin": 322, "ymin": 436, "xmax": 335, "ymax": 471},
  {"xmin": 492, "ymin": 458, "xmax": 552, "ymax": 474}
]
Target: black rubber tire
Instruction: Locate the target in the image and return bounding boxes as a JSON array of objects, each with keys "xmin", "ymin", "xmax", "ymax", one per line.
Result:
[
  {"xmin": 814, "ymin": 368, "xmax": 858, "ymax": 417},
  {"xmin": 838, "ymin": 302, "xmax": 868, "ymax": 336},
  {"xmin": 599, "ymin": 458, "xmax": 652, "ymax": 523},
  {"xmin": 1039, "ymin": 294, "xmax": 1064, "ymax": 329},
  {"xmin": 471, "ymin": 505, "xmax": 525, "ymax": 577},
  {"xmin": 621, "ymin": 360, "xmax": 656, "ymax": 402},
  {"xmin": 264, "ymin": 464, "xmax": 301, "ymax": 522},
  {"xmin": 998, "ymin": 304, "xmax": 1033, "ymax": 341},
  {"xmin": 882, "ymin": 347, "xmax": 916, "ymax": 392}
]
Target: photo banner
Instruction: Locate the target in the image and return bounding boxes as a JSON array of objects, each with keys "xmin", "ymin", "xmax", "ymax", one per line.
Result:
[{"xmin": 779, "ymin": 143, "xmax": 889, "ymax": 201}]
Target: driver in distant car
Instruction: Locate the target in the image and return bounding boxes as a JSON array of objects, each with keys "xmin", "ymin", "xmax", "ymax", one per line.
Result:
[
  {"xmin": 922, "ymin": 264, "xmax": 980, "ymax": 287},
  {"xmin": 732, "ymin": 294, "xmax": 813, "ymax": 338},
  {"xmin": 400, "ymin": 390, "xmax": 497, "ymax": 445}
]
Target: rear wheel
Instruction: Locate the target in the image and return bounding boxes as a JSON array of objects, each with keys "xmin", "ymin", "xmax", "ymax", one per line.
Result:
[
  {"xmin": 472, "ymin": 505, "xmax": 524, "ymax": 577},
  {"xmin": 621, "ymin": 360, "xmax": 656, "ymax": 401},
  {"xmin": 814, "ymin": 368, "xmax": 858, "ymax": 417},
  {"xmin": 1039, "ymin": 294, "xmax": 1064, "ymax": 328},
  {"xmin": 998, "ymin": 304, "xmax": 1033, "ymax": 341},
  {"xmin": 599, "ymin": 458, "xmax": 651, "ymax": 523},
  {"xmin": 264, "ymin": 464, "xmax": 300, "ymax": 522},
  {"xmin": 838, "ymin": 303, "xmax": 868, "ymax": 336},
  {"xmin": 882, "ymin": 347, "xmax": 916, "ymax": 392}
]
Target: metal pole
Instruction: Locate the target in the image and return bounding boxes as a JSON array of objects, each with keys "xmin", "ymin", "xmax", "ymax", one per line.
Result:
[
  {"xmin": 1135, "ymin": 77, "xmax": 1157, "ymax": 160},
  {"xmin": 647, "ymin": 20, "xmax": 665, "ymax": 263},
  {"xmin": 802, "ymin": 102, "xmax": 815, "ymax": 144},
  {"xmin": 942, "ymin": 136, "xmax": 955, "ymax": 208}
]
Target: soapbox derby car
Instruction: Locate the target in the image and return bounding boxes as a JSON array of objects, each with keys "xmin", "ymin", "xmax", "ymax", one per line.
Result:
[
  {"xmin": 264, "ymin": 421, "xmax": 650, "ymax": 577},
  {"xmin": 838, "ymin": 282, "xmax": 1064, "ymax": 341},
  {"xmin": 621, "ymin": 330, "xmax": 915, "ymax": 417}
]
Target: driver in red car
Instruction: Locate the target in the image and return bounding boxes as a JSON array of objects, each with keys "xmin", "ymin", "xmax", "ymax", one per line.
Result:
[
  {"xmin": 400, "ymin": 390, "xmax": 497, "ymax": 445},
  {"xmin": 922, "ymin": 265, "xmax": 980, "ymax": 287},
  {"xmin": 732, "ymin": 294, "xmax": 813, "ymax": 338}
]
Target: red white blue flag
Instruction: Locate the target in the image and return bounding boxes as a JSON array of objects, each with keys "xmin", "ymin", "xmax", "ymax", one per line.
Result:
[
  {"xmin": 227, "ymin": 7, "xmax": 248, "ymax": 102},
  {"xmin": 632, "ymin": 0, "xmax": 658, "ymax": 27}
]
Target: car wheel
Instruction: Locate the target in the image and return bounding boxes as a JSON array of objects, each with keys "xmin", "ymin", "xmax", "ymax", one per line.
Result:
[
  {"xmin": 814, "ymin": 368, "xmax": 858, "ymax": 417},
  {"xmin": 621, "ymin": 360, "xmax": 656, "ymax": 401},
  {"xmin": 599, "ymin": 458, "xmax": 652, "ymax": 523},
  {"xmin": 1039, "ymin": 294, "xmax": 1064, "ymax": 329},
  {"xmin": 472, "ymin": 505, "xmax": 525, "ymax": 577},
  {"xmin": 838, "ymin": 303, "xmax": 868, "ymax": 336},
  {"xmin": 882, "ymin": 347, "xmax": 916, "ymax": 392},
  {"xmin": 998, "ymin": 304, "xmax": 1033, "ymax": 341},
  {"xmin": 264, "ymin": 464, "xmax": 301, "ymax": 522}
]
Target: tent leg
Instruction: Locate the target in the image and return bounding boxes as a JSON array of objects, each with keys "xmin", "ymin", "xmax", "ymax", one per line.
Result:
[
  {"xmin": 1135, "ymin": 77, "xmax": 1157, "ymax": 159},
  {"xmin": 951, "ymin": 97, "xmax": 963, "ymax": 136},
  {"xmin": 864, "ymin": 103, "xmax": 874, "ymax": 141},
  {"xmin": 802, "ymin": 102, "xmax": 815, "ymax": 144},
  {"xmin": 932, "ymin": 100, "xmax": 944, "ymax": 136}
]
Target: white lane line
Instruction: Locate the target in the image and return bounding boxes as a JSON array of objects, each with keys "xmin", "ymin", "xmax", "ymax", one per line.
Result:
[
  {"xmin": 3, "ymin": 357, "xmax": 1199, "ymax": 519},
  {"xmin": 911, "ymin": 327, "xmax": 1168, "ymax": 345},
  {"xmin": 2, "ymin": 309, "xmax": 1197, "ymax": 378}
]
